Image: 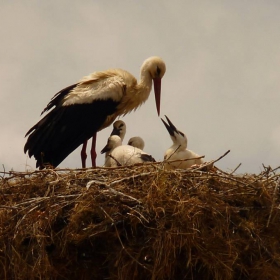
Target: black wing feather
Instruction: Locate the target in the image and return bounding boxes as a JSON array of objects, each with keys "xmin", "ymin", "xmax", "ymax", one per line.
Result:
[
  {"xmin": 40, "ymin": 83, "xmax": 78, "ymax": 115},
  {"xmin": 140, "ymin": 154, "xmax": 156, "ymax": 162},
  {"xmin": 24, "ymin": 99, "xmax": 119, "ymax": 168}
]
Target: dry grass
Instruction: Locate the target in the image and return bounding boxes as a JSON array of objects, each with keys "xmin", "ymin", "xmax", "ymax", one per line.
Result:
[{"xmin": 0, "ymin": 162, "xmax": 280, "ymax": 280}]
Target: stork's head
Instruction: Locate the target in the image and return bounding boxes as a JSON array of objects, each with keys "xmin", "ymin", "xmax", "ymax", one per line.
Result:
[
  {"xmin": 101, "ymin": 135, "xmax": 122, "ymax": 154},
  {"xmin": 161, "ymin": 115, "xmax": 187, "ymax": 149},
  {"xmin": 142, "ymin": 56, "xmax": 166, "ymax": 116},
  {"xmin": 128, "ymin": 136, "xmax": 145, "ymax": 150},
  {"xmin": 110, "ymin": 120, "xmax": 126, "ymax": 141}
]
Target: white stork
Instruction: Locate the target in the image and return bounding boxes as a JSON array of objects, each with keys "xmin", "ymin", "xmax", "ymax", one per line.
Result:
[
  {"xmin": 101, "ymin": 135, "xmax": 155, "ymax": 167},
  {"xmin": 161, "ymin": 115, "xmax": 203, "ymax": 170},
  {"xmin": 24, "ymin": 57, "xmax": 166, "ymax": 169},
  {"xmin": 127, "ymin": 136, "xmax": 145, "ymax": 150}
]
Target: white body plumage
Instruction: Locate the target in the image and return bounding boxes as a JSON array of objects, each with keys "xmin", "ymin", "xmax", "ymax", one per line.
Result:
[
  {"xmin": 101, "ymin": 135, "xmax": 155, "ymax": 167},
  {"xmin": 127, "ymin": 136, "xmax": 145, "ymax": 150}
]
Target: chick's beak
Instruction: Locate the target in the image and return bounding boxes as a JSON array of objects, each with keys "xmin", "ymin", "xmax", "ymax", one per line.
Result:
[{"xmin": 161, "ymin": 115, "xmax": 179, "ymax": 137}]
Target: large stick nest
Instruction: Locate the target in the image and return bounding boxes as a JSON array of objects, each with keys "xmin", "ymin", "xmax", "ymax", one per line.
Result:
[{"xmin": 0, "ymin": 162, "xmax": 280, "ymax": 280}]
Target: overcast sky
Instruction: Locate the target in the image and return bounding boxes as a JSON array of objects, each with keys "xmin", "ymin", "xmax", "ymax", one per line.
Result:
[{"xmin": 1, "ymin": 1, "xmax": 279, "ymax": 174}]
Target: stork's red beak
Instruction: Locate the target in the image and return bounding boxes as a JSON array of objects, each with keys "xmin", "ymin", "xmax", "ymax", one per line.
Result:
[{"xmin": 153, "ymin": 78, "xmax": 161, "ymax": 116}]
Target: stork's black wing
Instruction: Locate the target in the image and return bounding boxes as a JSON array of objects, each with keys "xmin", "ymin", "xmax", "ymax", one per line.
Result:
[
  {"xmin": 40, "ymin": 83, "xmax": 78, "ymax": 115},
  {"xmin": 24, "ymin": 99, "xmax": 119, "ymax": 168}
]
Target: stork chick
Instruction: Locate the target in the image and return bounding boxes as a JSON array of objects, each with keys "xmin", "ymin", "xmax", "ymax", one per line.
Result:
[
  {"xmin": 101, "ymin": 135, "xmax": 155, "ymax": 167},
  {"xmin": 128, "ymin": 136, "xmax": 145, "ymax": 150},
  {"xmin": 110, "ymin": 120, "xmax": 126, "ymax": 141},
  {"xmin": 161, "ymin": 115, "xmax": 203, "ymax": 170},
  {"xmin": 103, "ymin": 119, "xmax": 127, "ymax": 160}
]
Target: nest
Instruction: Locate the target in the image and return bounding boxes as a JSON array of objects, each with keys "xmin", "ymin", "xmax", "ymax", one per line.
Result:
[{"xmin": 0, "ymin": 160, "xmax": 280, "ymax": 280}]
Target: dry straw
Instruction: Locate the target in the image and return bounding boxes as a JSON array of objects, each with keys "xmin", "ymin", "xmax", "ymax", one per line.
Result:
[{"xmin": 0, "ymin": 157, "xmax": 280, "ymax": 279}]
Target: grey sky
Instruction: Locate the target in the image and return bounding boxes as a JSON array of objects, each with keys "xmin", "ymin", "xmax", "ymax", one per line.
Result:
[{"xmin": 1, "ymin": 1, "xmax": 279, "ymax": 173}]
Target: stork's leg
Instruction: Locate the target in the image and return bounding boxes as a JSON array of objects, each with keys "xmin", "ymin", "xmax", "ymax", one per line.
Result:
[
  {"xmin": 90, "ymin": 133, "xmax": 97, "ymax": 168},
  {"xmin": 81, "ymin": 140, "xmax": 88, "ymax": 168}
]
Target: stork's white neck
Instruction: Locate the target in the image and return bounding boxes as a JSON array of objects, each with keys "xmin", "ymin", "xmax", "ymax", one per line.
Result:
[
  {"xmin": 170, "ymin": 133, "xmax": 188, "ymax": 151},
  {"xmin": 138, "ymin": 69, "xmax": 153, "ymax": 99}
]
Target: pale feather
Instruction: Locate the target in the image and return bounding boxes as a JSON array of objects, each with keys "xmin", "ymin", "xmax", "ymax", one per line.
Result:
[
  {"xmin": 128, "ymin": 136, "xmax": 145, "ymax": 150},
  {"xmin": 164, "ymin": 147, "xmax": 203, "ymax": 170},
  {"xmin": 103, "ymin": 135, "xmax": 154, "ymax": 167},
  {"xmin": 162, "ymin": 116, "xmax": 204, "ymax": 170}
]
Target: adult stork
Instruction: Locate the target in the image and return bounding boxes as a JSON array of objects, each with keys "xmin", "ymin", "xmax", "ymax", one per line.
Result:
[
  {"xmin": 101, "ymin": 135, "xmax": 155, "ymax": 167},
  {"xmin": 161, "ymin": 116, "xmax": 204, "ymax": 170},
  {"xmin": 24, "ymin": 57, "xmax": 166, "ymax": 169}
]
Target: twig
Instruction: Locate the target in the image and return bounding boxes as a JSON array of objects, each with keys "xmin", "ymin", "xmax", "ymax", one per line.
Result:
[
  {"xmin": 164, "ymin": 155, "xmax": 205, "ymax": 165},
  {"xmin": 166, "ymin": 145, "xmax": 181, "ymax": 160},
  {"xmin": 47, "ymin": 169, "xmax": 61, "ymax": 185},
  {"xmin": 124, "ymin": 205, "xmax": 149, "ymax": 223},
  {"xmin": 245, "ymin": 170, "xmax": 275, "ymax": 187},
  {"xmin": 212, "ymin": 150, "xmax": 230, "ymax": 164},
  {"xmin": 271, "ymin": 166, "xmax": 280, "ymax": 173},
  {"xmin": 109, "ymin": 172, "xmax": 157, "ymax": 187},
  {"xmin": 108, "ymin": 154, "xmax": 122, "ymax": 166},
  {"xmin": 0, "ymin": 164, "xmax": 5, "ymax": 179},
  {"xmin": 86, "ymin": 179, "xmax": 143, "ymax": 204},
  {"xmin": 179, "ymin": 150, "xmax": 231, "ymax": 172},
  {"xmin": 14, "ymin": 205, "xmax": 39, "ymax": 238},
  {"xmin": 266, "ymin": 179, "xmax": 280, "ymax": 227},
  {"xmin": 229, "ymin": 163, "xmax": 242, "ymax": 175},
  {"xmin": 99, "ymin": 206, "xmax": 150, "ymax": 271},
  {"xmin": 0, "ymin": 205, "xmax": 18, "ymax": 210}
]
